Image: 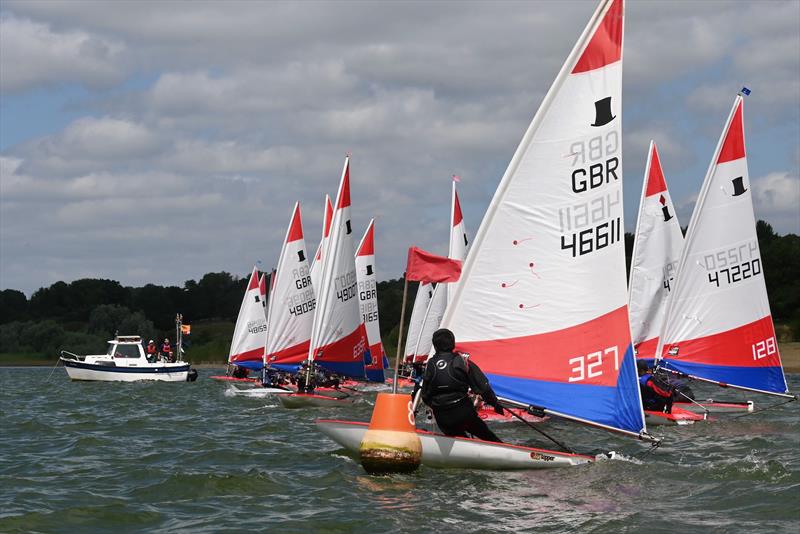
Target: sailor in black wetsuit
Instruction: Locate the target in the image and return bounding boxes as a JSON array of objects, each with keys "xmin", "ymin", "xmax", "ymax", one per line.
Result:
[{"xmin": 420, "ymin": 329, "xmax": 503, "ymax": 443}]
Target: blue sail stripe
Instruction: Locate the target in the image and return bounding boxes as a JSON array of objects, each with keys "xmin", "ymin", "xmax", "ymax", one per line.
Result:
[
  {"xmin": 486, "ymin": 345, "xmax": 645, "ymax": 434},
  {"xmin": 660, "ymin": 359, "xmax": 788, "ymax": 394}
]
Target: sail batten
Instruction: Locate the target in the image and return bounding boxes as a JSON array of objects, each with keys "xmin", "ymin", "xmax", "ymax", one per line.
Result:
[{"xmin": 440, "ymin": 0, "xmax": 646, "ymax": 436}]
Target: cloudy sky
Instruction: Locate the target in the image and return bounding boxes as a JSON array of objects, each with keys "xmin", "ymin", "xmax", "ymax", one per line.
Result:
[{"xmin": 1, "ymin": 0, "xmax": 798, "ymax": 296}]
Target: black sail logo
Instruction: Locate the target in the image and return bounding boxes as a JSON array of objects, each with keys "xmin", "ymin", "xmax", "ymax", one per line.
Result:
[
  {"xmin": 366, "ymin": 265, "xmax": 373, "ymax": 276},
  {"xmin": 297, "ymin": 250, "xmax": 305, "ymax": 262},
  {"xmin": 659, "ymin": 195, "xmax": 673, "ymax": 222},
  {"xmin": 731, "ymin": 176, "xmax": 747, "ymax": 197},
  {"xmin": 591, "ymin": 96, "xmax": 616, "ymax": 127}
]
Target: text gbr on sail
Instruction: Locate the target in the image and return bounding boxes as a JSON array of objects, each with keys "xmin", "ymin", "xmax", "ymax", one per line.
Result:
[{"xmin": 560, "ymin": 132, "xmax": 622, "ymax": 257}]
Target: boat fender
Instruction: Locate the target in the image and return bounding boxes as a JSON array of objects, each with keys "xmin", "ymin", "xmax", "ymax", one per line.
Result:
[{"xmin": 187, "ymin": 369, "xmax": 198, "ymax": 382}]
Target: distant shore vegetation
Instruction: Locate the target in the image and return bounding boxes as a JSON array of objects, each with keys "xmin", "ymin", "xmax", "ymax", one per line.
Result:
[{"xmin": 1, "ymin": 220, "xmax": 798, "ymax": 365}]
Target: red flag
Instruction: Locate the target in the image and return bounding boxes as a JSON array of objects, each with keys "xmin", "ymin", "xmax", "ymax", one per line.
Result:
[{"xmin": 406, "ymin": 246, "xmax": 462, "ymax": 283}]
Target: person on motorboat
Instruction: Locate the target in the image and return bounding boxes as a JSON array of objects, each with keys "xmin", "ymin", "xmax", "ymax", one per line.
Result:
[
  {"xmin": 160, "ymin": 338, "xmax": 173, "ymax": 362},
  {"xmin": 146, "ymin": 340, "xmax": 158, "ymax": 362},
  {"xmin": 420, "ymin": 328, "xmax": 504, "ymax": 443},
  {"xmin": 638, "ymin": 361, "xmax": 674, "ymax": 413}
]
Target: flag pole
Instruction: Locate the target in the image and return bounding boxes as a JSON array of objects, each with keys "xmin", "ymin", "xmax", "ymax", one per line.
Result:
[{"xmin": 392, "ymin": 273, "xmax": 409, "ymax": 394}]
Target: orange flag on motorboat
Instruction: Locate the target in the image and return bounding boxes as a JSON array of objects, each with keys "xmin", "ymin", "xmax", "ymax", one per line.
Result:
[{"xmin": 405, "ymin": 246, "xmax": 462, "ymax": 283}]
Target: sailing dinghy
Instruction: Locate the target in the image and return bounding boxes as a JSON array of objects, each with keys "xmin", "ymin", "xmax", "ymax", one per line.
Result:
[
  {"xmin": 210, "ymin": 266, "xmax": 269, "ymax": 385},
  {"xmin": 654, "ymin": 94, "xmax": 795, "ymax": 409},
  {"xmin": 319, "ymin": 0, "xmax": 657, "ymax": 468},
  {"xmin": 280, "ymin": 157, "xmax": 368, "ymax": 408},
  {"xmin": 310, "ymin": 195, "xmax": 334, "ymax": 294},
  {"xmin": 355, "ymin": 219, "xmax": 389, "ymax": 383}
]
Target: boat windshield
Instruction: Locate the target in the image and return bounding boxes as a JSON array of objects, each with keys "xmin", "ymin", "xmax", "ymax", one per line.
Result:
[{"xmin": 107, "ymin": 344, "xmax": 141, "ymax": 358}]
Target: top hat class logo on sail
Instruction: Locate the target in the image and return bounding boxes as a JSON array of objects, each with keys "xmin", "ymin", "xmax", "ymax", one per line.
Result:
[{"xmin": 559, "ymin": 96, "xmax": 622, "ymax": 258}]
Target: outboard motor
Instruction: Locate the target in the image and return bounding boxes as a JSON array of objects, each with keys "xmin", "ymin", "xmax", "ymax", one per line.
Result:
[{"xmin": 186, "ymin": 368, "xmax": 199, "ymax": 382}]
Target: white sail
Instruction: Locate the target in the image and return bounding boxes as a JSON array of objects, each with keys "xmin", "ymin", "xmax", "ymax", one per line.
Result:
[
  {"xmin": 308, "ymin": 157, "xmax": 367, "ymax": 378},
  {"xmin": 259, "ymin": 273, "xmax": 268, "ymax": 320},
  {"xmin": 229, "ymin": 266, "xmax": 268, "ymax": 364},
  {"xmin": 440, "ymin": 0, "xmax": 647, "ymax": 436},
  {"xmin": 404, "ymin": 282, "xmax": 433, "ymax": 362},
  {"xmin": 309, "ymin": 195, "xmax": 333, "ymax": 294},
  {"xmin": 657, "ymin": 95, "xmax": 789, "ymax": 396},
  {"xmin": 264, "ymin": 202, "xmax": 315, "ymax": 370},
  {"xmin": 628, "ymin": 141, "xmax": 684, "ymax": 361},
  {"xmin": 414, "ymin": 182, "xmax": 471, "ymax": 357},
  {"xmin": 355, "ymin": 219, "xmax": 387, "ymax": 381}
]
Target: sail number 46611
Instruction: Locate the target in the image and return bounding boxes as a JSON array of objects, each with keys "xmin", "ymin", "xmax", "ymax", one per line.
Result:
[
  {"xmin": 568, "ymin": 346, "xmax": 619, "ymax": 382},
  {"xmin": 752, "ymin": 337, "xmax": 777, "ymax": 361}
]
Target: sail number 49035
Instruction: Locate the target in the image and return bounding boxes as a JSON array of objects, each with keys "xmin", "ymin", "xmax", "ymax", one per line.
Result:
[
  {"xmin": 752, "ymin": 337, "xmax": 776, "ymax": 361},
  {"xmin": 568, "ymin": 346, "xmax": 619, "ymax": 382}
]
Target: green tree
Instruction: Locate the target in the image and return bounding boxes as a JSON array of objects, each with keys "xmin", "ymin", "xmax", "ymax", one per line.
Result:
[{"xmin": 0, "ymin": 289, "xmax": 28, "ymax": 324}]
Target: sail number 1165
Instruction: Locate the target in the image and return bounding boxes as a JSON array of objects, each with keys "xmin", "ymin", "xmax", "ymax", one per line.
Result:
[{"xmin": 568, "ymin": 346, "xmax": 619, "ymax": 382}]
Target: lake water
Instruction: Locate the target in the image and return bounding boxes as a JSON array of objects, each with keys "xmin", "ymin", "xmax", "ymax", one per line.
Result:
[{"xmin": 1, "ymin": 368, "xmax": 798, "ymax": 533}]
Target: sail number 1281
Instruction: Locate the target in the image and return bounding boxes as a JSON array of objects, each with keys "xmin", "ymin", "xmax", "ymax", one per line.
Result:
[{"xmin": 568, "ymin": 346, "xmax": 619, "ymax": 382}]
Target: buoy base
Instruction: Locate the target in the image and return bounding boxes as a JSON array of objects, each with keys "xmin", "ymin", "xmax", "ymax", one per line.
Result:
[
  {"xmin": 359, "ymin": 429, "xmax": 422, "ymax": 474},
  {"xmin": 358, "ymin": 392, "xmax": 422, "ymax": 474}
]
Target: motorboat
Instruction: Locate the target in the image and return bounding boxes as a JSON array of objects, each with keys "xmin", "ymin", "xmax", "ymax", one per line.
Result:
[{"xmin": 60, "ymin": 335, "xmax": 197, "ymax": 382}]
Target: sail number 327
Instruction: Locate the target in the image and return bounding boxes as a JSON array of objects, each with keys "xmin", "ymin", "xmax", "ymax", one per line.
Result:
[{"xmin": 568, "ymin": 346, "xmax": 619, "ymax": 382}]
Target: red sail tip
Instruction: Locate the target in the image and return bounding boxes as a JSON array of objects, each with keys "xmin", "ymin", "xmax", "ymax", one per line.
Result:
[
  {"xmin": 259, "ymin": 274, "xmax": 267, "ymax": 295},
  {"xmin": 717, "ymin": 99, "xmax": 746, "ymax": 164},
  {"xmin": 248, "ymin": 267, "xmax": 260, "ymax": 290},
  {"xmin": 452, "ymin": 188, "xmax": 464, "ymax": 227},
  {"xmin": 324, "ymin": 196, "xmax": 334, "ymax": 237},
  {"xmin": 645, "ymin": 143, "xmax": 668, "ymax": 197},
  {"xmin": 337, "ymin": 160, "xmax": 351, "ymax": 209},
  {"xmin": 572, "ymin": 0, "xmax": 623, "ymax": 74},
  {"xmin": 287, "ymin": 203, "xmax": 304, "ymax": 242},
  {"xmin": 357, "ymin": 221, "xmax": 375, "ymax": 257}
]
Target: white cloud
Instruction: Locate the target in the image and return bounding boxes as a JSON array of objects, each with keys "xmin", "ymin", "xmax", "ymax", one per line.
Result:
[
  {"xmin": 751, "ymin": 171, "xmax": 800, "ymax": 234},
  {"xmin": 0, "ymin": 14, "xmax": 125, "ymax": 92},
  {"xmin": 1, "ymin": 0, "xmax": 798, "ymax": 294}
]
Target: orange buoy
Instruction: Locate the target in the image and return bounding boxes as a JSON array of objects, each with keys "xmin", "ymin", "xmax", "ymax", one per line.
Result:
[{"xmin": 358, "ymin": 392, "xmax": 422, "ymax": 474}]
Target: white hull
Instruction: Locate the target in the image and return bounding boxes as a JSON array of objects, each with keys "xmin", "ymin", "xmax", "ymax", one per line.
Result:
[
  {"xmin": 62, "ymin": 359, "xmax": 189, "ymax": 382},
  {"xmin": 316, "ymin": 420, "xmax": 595, "ymax": 470}
]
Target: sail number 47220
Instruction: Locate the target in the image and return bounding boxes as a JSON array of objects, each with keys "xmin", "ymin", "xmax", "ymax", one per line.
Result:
[
  {"xmin": 568, "ymin": 346, "xmax": 619, "ymax": 382},
  {"xmin": 752, "ymin": 337, "xmax": 776, "ymax": 361}
]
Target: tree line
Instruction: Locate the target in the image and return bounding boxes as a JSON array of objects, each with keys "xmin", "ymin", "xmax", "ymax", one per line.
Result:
[{"xmin": 1, "ymin": 220, "xmax": 798, "ymax": 361}]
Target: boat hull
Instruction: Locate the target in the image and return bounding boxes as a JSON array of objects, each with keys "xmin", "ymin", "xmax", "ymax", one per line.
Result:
[
  {"xmin": 673, "ymin": 400, "xmax": 753, "ymax": 414},
  {"xmin": 644, "ymin": 406, "xmax": 705, "ymax": 426},
  {"xmin": 316, "ymin": 419, "xmax": 594, "ymax": 469},
  {"xmin": 209, "ymin": 375, "xmax": 260, "ymax": 387},
  {"xmin": 278, "ymin": 394, "xmax": 354, "ymax": 408},
  {"xmin": 62, "ymin": 359, "xmax": 190, "ymax": 382}
]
